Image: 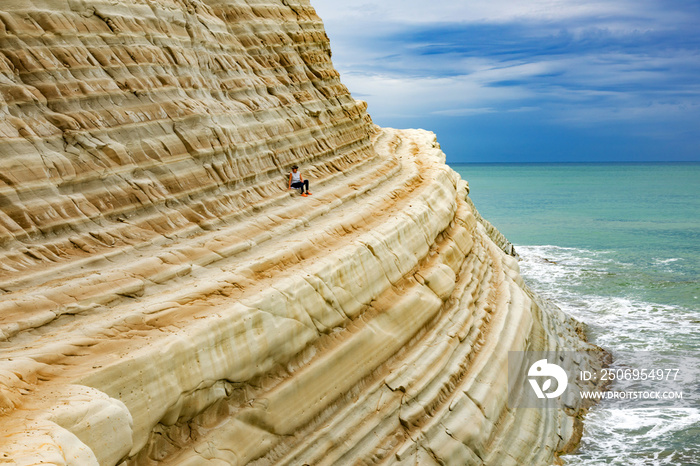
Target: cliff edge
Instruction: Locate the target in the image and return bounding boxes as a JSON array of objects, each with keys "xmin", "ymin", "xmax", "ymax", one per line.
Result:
[{"xmin": 0, "ymin": 1, "xmax": 602, "ymax": 464}]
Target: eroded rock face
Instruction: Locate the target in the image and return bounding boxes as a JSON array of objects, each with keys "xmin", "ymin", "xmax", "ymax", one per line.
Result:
[{"xmin": 0, "ymin": 1, "xmax": 601, "ymax": 465}]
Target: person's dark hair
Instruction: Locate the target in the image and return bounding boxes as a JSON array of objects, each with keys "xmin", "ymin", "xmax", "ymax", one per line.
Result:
[{"xmin": 292, "ymin": 165, "xmax": 298, "ymax": 169}]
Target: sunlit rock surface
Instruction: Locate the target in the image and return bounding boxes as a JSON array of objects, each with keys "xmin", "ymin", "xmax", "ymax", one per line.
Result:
[{"xmin": 0, "ymin": 1, "xmax": 602, "ymax": 464}]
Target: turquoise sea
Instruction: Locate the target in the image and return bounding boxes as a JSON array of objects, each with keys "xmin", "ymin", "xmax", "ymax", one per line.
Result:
[{"xmin": 452, "ymin": 163, "xmax": 699, "ymax": 465}]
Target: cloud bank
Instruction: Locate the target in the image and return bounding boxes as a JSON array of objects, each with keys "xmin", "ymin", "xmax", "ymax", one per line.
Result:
[{"xmin": 313, "ymin": 0, "xmax": 700, "ymax": 162}]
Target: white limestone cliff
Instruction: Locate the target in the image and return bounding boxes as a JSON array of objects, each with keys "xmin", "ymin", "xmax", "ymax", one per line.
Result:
[{"xmin": 0, "ymin": 1, "xmax": 604, "ymax": 464}]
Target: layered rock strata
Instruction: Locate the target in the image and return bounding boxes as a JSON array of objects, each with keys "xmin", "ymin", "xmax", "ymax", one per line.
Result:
[{"xmin": 0, "ymin": 1, "xmax": 602, "ymax": 464}]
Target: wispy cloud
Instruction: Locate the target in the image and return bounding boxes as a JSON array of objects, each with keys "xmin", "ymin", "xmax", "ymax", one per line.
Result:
[{"xmin": 313, "ymin": 0, "xmax": 689, "ymax": 26}]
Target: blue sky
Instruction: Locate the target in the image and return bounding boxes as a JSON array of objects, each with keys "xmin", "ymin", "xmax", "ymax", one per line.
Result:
[{"xmin": 312, "ymin": 0, "xmax": 700, "ymax": 163}]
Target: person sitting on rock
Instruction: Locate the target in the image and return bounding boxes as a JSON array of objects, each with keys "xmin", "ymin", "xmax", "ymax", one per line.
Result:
[{"xmin": 288, "ymin": 164, "xmax": 311, "ymax": 197}]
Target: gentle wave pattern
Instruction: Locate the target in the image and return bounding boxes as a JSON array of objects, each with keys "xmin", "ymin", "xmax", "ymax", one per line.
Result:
[{"xmin": 452, "ymin": 163, "xmax": 699, "ymax": 466}]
